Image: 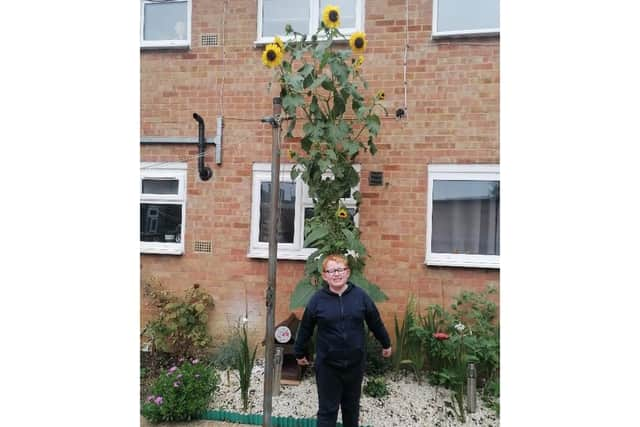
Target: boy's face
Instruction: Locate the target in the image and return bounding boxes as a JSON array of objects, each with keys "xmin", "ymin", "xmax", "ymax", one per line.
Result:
[{"xmin": 322, "ymin": 259, "xmax": 350, "ymax": 290}]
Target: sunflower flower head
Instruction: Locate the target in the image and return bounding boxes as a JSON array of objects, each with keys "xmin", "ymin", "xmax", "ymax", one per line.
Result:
[
  {"xmin": 336, "ymin": 207, "xmax": 349, "ymax": 219},
  {"xmin": 287, "ymin": 149, "xmax": 296, "ymax": 160},
  {"xmin": 349, "ymin": 31, "xmax": 367, "ymax": 54},
  {"xmin": 322, "ymin": 5, "xmax": 341, "ymax": 29},
  {"xmin": 262, "ymin": 43, "xmax": 283, "ymax": 68},
  {"xmin": 375, "ymin": 90, "xmax": 385, "ymax": 101},
  {"xmin": 274, "ymin": 35, "xmax": 285, "ymax": 52}
]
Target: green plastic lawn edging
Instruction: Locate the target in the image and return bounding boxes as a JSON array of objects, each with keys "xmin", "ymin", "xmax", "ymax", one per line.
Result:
[{"xmin": 203, "ymin": 409, "xmax": 372, "ymax": 427}]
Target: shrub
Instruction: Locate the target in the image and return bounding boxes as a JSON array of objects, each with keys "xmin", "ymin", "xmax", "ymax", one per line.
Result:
[
  {"xmin": 141, "ymin": 358, "xmax": 219, "ymax": 423},
  {"xmin": 142, "ymin": 278, "xmax": 215, "ymax": 359},
  {"xmin": 364, "ymin": 328, "xmax": 392, "ymax": 377},
  {"xmin": 234, "ymin": 321, "xmax": 257, "ymax": 412},
  {"xmin": 363, "ymin": 376, "xmax": 389, "ymax": 398},
  {"xmin": 411, "ymin": 286, "xmax": 500, "ymax": 418},
  {"xmin": 392, "ymin": 297, "xmax": 426, "ymax": 382}
]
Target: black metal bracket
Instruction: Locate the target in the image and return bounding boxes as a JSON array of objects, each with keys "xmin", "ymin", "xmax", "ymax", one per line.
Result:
[{"xmin": 193, "ymin": 113, "xmax": 213, "ymax": 181}]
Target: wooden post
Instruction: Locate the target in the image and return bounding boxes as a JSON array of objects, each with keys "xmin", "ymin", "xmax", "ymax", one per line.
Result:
[{"xmin": 262, "ymin": 97, "xmax": 282, "ymax": 427}]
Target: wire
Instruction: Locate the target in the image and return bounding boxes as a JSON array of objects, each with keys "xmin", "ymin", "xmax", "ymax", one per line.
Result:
[
  {"xmin": 403, "ymin": 0, "xmax": 409, "ymax": 120},
  {"xmin": 140, "ymin": 151, "xmax": 207, "ymax": 170},
  {"xmin": 219, "ymin": 0, "xmax": 227, "ymax": 117}
]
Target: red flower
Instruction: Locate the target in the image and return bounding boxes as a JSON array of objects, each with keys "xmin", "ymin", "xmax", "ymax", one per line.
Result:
[{"xmin": 433, "ymin": 332, "xmax": 449, "ymax": 340}]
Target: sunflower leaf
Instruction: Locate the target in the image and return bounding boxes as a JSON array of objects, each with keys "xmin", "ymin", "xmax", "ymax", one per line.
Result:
[
  {"xmin": 282, "ymin": 93, "xmax": 304, "ymax": 114},
  {"xmin": 289, "ymin": 278, "xmax": 317, "ymax": 309},
  {"xmin": 304, "ymin": 224, "xmax": 330, "ymax": 247},
  {"xmin": 365, "ymin": 114, "xmax": 380, "ymax": 136}
]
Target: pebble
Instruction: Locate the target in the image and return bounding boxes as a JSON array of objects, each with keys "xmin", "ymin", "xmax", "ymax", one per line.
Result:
[{"xmin": 210, "ymin": 359, "xmax": 499, "ymax": 427}]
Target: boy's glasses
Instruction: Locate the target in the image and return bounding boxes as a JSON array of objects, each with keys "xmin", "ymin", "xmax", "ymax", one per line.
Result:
[{"xmin": 324, "ymin": 267, "xmax": 349, "ymax": 275}]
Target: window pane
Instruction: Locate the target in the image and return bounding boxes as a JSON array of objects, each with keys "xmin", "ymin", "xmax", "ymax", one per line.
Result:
[
  {"xmin": 140, "ymin": 203, "xmax": 182, "ymax": 242},
  {"xmin": 432, "ymin": 180, "xmax": 499, "ymax": 255},
  {"xmin": 263, "ymin": 0, "xmax": 310, "ymax": 36},
  {"xmin": 437, "ymin": 0, "xmax": 499, "ymax": 32},
  {"xmin": 142, "ymin": 179, "xmax": 179, "ymax": 195},
  {"xmin": 144, "ymin": 1, "xmax": 188, "ymax": 41},
  {"xmin": 259, "ymin": 181, "xmax": 296, "ymax": 243},
  {"xmin": 320, "ymin": 0, "xmax": 356, "ymax": 28}
]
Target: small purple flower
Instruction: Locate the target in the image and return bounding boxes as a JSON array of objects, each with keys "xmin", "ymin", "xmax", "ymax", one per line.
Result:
[
  {"xmin": 146, "ymin": 395, "xmax": 155, "ymax": 402},
  {"xmin": 178, "ymin": 357, "xmax": 185, "ymax": 363},
  {"xmin": 177, "ymin": 374, "xmax": 183, "ymax": 379},
  {"xmin": 173, "ymin": 381, "xmax": 181, "ymax": 388},
  {"xmin": 168, "ymin": 366, "xmax": 178, "ymax": 375},
  {"xmin": 154, "ymin": 396, "xmax": 164, "ymax": 405},
  {"xmin": 191, "ymin": 358, "xmax": 199, "ymax": 364}
]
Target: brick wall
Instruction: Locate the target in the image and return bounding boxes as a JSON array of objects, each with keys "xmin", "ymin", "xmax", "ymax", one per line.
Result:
[{"xmin": 140, "ymin": 0, "xmax": 499, "ymax": 350}]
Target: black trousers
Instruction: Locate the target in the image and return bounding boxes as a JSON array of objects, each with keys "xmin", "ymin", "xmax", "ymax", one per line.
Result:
[{"xmin": 315, "ymin": 362, "xmax": 364, "ymax": 427}]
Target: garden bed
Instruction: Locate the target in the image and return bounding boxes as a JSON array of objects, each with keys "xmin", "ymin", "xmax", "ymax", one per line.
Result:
[{"xmin": 210, "ymin": 359, "xmax": 499, "ymax": 427}]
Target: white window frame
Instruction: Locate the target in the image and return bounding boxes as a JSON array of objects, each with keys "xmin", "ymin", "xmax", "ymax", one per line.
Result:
[
  {"xmin": 140, "ymin": 162, "xmax": 187, "ymax": 255},
  {"xmin": 426, "ymin": 164, "xmax": 499, "ymax": 269},
  {"xmin": 140, "ymin": 0, "xmax": 192, "ymax": 49},
  {"xmin": 432, "ymin": 0, "xmax": 499, "ymax": 39},
  {"xmin": 256, "ymin": 0, "xmax": 364, "ymax": 45},
  {"xmin": 248, "ymin": 163, "xmax": 360, "ymax": 260}
]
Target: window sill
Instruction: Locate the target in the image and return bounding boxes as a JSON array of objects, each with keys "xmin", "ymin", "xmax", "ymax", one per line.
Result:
[
  {"xmin": 431, "ymin": 29, "xmax": 500, "ymax": 40},
  {"xmin": 254, "ymin": 34, "xmax": 352, "ymax": 47},
  {"xmin": 247, "ymin": 247, "xmax": 314, "ymax": 261},
  {"xmin": 141, "ymin": 244, "xmax": 184, "ymax": 256},
  {"xmin": 141, "ymin": 42, "xmax": 191, "ymax": 50},
  {"xmin": 425, "ymin": 255, "xmax": 499, "ymax": 269}
]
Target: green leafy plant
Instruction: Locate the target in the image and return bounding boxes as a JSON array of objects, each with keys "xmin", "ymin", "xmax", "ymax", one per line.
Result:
[
  {"xmin": 141, "ymin": 358, "xmax": 220, "ymax": 423},
  {"xmin": 363, "ymin": 376, "xmax": 389, "ymax": 398},
  {"xmin": 392, "ymin": 297, "xmax": 425, "ymax": 382},
  {"xmin": 210, "ymin": 323, "xmax": 244, "ymax": 386},
  {"xmin": 234, "ymin": 320, "xmax": 258, "ymax": 412},
  {"xmin": 142, "ymin": 278, "xmax": 215, "ymax": 359},
  {"xmin": 260, "ymin": 7, "xmax": 387, "ymax": 309},
  {"xmin": 364, "ymin": 327, "xmax": 393, "ymax": 377},
  {"xmin": 411, "ymin": 286, "xmax": 500, "ymax": 418}
]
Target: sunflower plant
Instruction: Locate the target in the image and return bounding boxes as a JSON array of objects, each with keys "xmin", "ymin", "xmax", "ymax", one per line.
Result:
[{"xmin": 262, "ymin": 5, "xmax": 387, "ymax": 309}]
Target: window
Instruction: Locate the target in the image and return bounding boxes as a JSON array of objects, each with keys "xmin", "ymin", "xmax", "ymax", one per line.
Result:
[
  {"xmin": 140, "ymin": 0, "xmax": 191, "ymax": 49},
  {"xmin": 432, "ymin": 0, "xmax": 499, "ymax": 38},
  {"xmin": 140, "ymin": 162, "xmax": 187, "ymax": 255},
  {"xmin": 256, "ymin": 0, "xmax": 364, "ymax": 44},
  {"xmin": 426, "ymin": 164, "xmax": 499, "ymax": 268},
  {"xmin": 248, "ymin": 163, "xmax": 360, "ymax": 260}
]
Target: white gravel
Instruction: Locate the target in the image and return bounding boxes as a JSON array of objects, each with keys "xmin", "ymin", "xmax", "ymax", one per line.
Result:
[{"xmin": 210, "ymin": 359, "xmax": 499, "ymax": 427}]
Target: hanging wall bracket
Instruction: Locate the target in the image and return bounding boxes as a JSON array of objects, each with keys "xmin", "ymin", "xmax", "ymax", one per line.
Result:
[
  {"xmin": 140, "ymin": 115, "xmax": 224, "ymax": 176},
  {"xmin": 193, "ymin": 113, "xmax": 213, "ymax": 180}
]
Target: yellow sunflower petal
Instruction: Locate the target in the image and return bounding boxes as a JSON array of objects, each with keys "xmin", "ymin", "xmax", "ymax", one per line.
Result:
[
  {"xmin": 274, "ymin": 36, "xmax": 284, "ymax": 51},
  {"xmin": 261, "ymin": 44, "xmax": 283, "ymax": 68},
  {"xmin": 349, "ymin": 31, "xmax": 367, "ymax": 54},
  {"xmin": 322, "ymin": 5, "xmax": 341, "ymax": 29}
]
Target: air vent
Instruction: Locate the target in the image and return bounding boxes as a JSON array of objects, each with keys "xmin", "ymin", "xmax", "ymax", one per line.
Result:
[
  {"xmin": 369, "ymin": 171, "xmax": 384, "ymax": 186},
  {"xmin": 201, "ymin": 33, "xmax": 218, "ymax": 47},
  {"xmin": 194, "ymin": 240, "xmax": 212, "ymax": 253}
]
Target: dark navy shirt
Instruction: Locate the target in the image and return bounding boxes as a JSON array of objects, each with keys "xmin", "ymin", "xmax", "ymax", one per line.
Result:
[{"xmin": 294, "ymin": 282, "xmax": 391, "ymax": 369}]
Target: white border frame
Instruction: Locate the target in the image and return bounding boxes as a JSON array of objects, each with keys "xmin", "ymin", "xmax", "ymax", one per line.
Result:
[
  {"xmin": 140, "ymin": 0, "xmax": 192, "ymax": 49},
  {"xmin": 248, "ymin": 162, "xmax": 360, "ymax": 260},
  {"xmin": 140, "ymin": 162, "xmax": 187, "ymax": 255},
  {"xmin": 255, "ymin": 0, "xmax": 364, "ymax": 46},
  {"xmin": 425, "ymin": 164, "xmax": 499, "ymax": 268},
  {"xmin": 431, "ymin": 0, "xmax": 499, "ymax": 39}
]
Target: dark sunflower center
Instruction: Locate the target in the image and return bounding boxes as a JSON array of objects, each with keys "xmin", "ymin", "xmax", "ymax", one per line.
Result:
[
  {"xmin": 355, "ymin": 38, "xmax": 364, "ymax": 48},
  {"xmin": 329, "ymin": 11, "xmax": 338, "ymax": 22},
  {"xmin": 267, "ymin": 50, "xmax": 276, "ymax": 61}
]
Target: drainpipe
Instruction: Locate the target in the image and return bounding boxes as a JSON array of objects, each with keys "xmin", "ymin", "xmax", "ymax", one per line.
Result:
[{"xmin": 193, "ymin": 113, "xmax": 213, "ymax": 181}]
